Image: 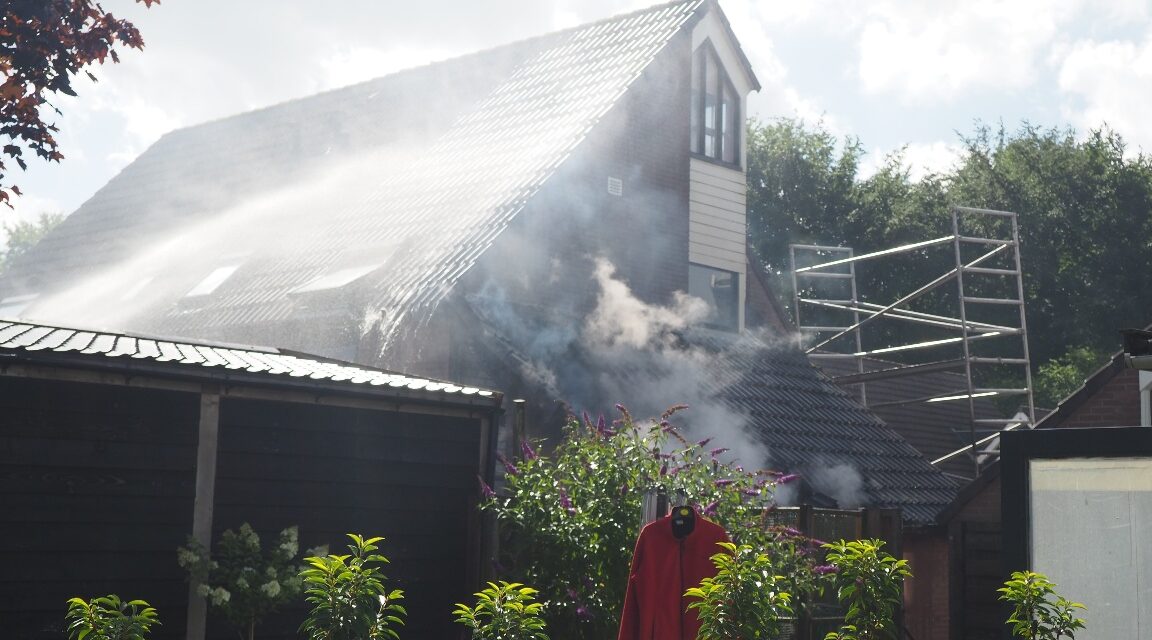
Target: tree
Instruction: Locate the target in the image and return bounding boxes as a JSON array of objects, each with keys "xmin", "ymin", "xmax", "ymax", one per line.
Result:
[
  {"xmin": 0, "ymin": 210, "xmax": 62, "ymax": 272},
  {"xmin": 1, "ymin": 0, "xmax": 158, "ymax": 206},
  {"xmin": 746, "ymin": 119, "xmax": 1152, "ymax": 392}
]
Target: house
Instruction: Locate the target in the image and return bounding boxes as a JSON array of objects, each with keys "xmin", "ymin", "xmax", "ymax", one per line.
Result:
[
  {"xmin": 0, "ymin": 318, "xmax": 502, "ymax": 640},
  {"xmin": 1, "ymin": 1, "xmax": 962, "ymax": 634},
  {"xmin": 927, "ymin": 346, "xmax": 1148, "ymax": 640}
]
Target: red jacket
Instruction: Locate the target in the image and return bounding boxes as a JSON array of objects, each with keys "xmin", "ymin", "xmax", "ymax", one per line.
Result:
[{"xmin": 617, "ymin": 509, "xmax": 730, "ymax": 640}]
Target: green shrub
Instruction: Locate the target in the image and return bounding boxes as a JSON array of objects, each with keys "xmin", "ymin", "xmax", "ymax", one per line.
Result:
[
  {"xmin": 64, "ymin": 594, "xmax": 159, "ymax": 640},
  {"xmin": 481, "ymin": 406, "xmax": 787, "ymax": 639},
  {"xmin": 299, "ymin": 534, "xmax": 406, "ymax": 640},
  {"xmin": 177, "ymin": 523, "xmax": 308, "ymax": 640},
  {"xmin": 685, "ymin": 541, "xmax": 793, "ymax": 639},
  {"xmin": 822, "ymin": 539, "xmax": 910, "ymax": 640},
  {"xmin": 453, "ymin": 581, "xmax": 549, "ymax": 640},
  {"xmin": 998, "ymin": 570, "xmax": 1086, "ymax": 640}
]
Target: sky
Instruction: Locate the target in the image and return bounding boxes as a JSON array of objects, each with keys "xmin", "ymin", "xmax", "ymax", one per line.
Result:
[{"xmin": 6, "ymin": 0, "xmax": 1152, "ymax": 227}]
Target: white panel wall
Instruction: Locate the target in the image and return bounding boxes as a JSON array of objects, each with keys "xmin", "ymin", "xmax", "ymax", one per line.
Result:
[
  {"xmin": 689, "ymin": 7, "xmax": 756, "ymax": 332},
  {"xmin": 689, "ymin": 157, "xmax": 747, "ymax": 329}
]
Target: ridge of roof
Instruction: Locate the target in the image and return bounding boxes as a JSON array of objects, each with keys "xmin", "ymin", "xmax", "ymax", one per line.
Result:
[
  {"xmin": 153, "ymin": 0, "xmax": 709, "ymax": 141},
  {"xmin": 698, "ymin": 0, "xmax": 761, "ymax": 91}
]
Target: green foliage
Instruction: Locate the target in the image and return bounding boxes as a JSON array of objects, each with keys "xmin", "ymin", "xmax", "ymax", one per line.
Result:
[
  {"xmin": 177, "ymin": 523, "xmax": 308, "ymax": 640},
  {"xmin": 0, "ymin": 211, "xmax": 63, "ymax": 273},
  {"xmin": 64, "ymin": 594, "xmax": 159, "ymax": 640},
  {"xmin": 453, "ymin": 581, "xmax": 549, "ymax": 640},
  {"xmin": 481, "ymin": 406, "xmax": 792, "ymax": 639},
  {"xmin": 685, "ymin": 541, "xmax": 793, "ymax": 640},
  {"xmin": 998, "ymin": 570, "xmax": 1086, "ymax": 640},
  {"xmin": 747, "ymin": 118, "xmax": 1152, "ymax": 388},
  {"xmin": 299, "ymin": 534, "xmax": 406, "ymax": 640},
  {"xmin": 1033, "ymin": 346, "xmax": 1109, "ymax": 408},
  {"xmin": 822, "ymin": 539, "xmax": 910, "ymax": 640}
]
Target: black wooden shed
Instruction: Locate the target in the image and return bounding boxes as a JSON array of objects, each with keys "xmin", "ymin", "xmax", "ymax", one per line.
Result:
[{"xmin": 0, "ymin": 319, "xmax": 502, "ymax": 640}]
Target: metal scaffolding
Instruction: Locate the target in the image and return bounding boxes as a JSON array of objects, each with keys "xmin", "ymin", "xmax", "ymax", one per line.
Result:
[{"xmin": 790, "ymin": 206, "xmax": 1036, "ymax": 476}]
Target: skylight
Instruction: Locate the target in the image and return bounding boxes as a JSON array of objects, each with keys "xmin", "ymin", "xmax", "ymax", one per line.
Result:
[
  {"xmin": 292, "ymin": 264, "xmax": 379, "ymax": 294},
  {"xmin": 0, "ymin": 293, "xmax": 37, "ymax": 317},
  {"xmin": 186, "ymin": 265, "xmax": 239, "ymax": 297}
]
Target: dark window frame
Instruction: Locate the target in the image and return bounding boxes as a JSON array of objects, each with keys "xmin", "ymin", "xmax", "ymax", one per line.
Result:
[{"xmin": 690, "ymin": 40, "xmax": 741, "ymax": 169}]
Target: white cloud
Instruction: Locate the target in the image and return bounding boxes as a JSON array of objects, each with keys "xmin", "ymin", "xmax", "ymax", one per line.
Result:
[
  {"xmin": 859, "ymin": 140, "xmax": 963, "ymax": 181},
  {"xmin": 1055, "ymin": 30, "xmax": 1152, "ymax": 153},
  {"xmin": 856, "ymin": 0, "xmax": 1081, "ymax": 104}
]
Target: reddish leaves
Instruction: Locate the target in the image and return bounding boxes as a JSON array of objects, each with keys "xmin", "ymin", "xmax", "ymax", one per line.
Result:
[{"xmin": 0, "ymin": 0, "xmax": 157, "ymax": 206}]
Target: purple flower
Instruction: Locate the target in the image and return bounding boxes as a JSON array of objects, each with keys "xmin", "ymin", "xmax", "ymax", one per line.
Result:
[
  {"xmin": 777, "ymin": 473, "xmax": 800, "ymax": 484},
  {"xmin": 521, "ymin": 440, "xmax": 537, "ymax": 461},
  {"xmin": 807, "ymin": 537, "xmax": 828, "ymax": 547},
  {"xmin": 782, "ymin": 527, "xmax": 804, "ymax": 538},
  {"xmin": 661, "ymin": 403, "xmax": 690, "ymax": 419},
  {"xmin": 576, "ymin": 605, "xmax": 593, "ymax": 621},
  {"xmin": 659, "ymin": 463, "xmax": 668, "ymax": 477},
  {"xmin": 477, "ymin": 475, "xmax": 496, "ymax": 500},
  {"xmin": 497, "ymin": 453, "xmax": 518, "ymax": 476},
  {"xmin": 702, "ymin": 500, "xmax": 720, "ymax": 516},
  {"xmin": 709, "ymin": 447, "xmax": 730, "ymax": 457},
  {"xmin": 714, "ymin": 478, "xmax": 735, "ymax": 487},
  {"xmin": 596, "ymin": 414, "xmax": 608, "ymax": 434},
  {"xmin": 742, "ymin": 488, "xmax": 760, "ymax": 496},
  {"xmin": 697, "ymin": 437, "xmax": 713, "ymax": 448},
  {"xmin": 559, "ymin": 487, "xmax": 576, "ymax": 514},
  {"xmin": 813, "ymin": 565, "xmax": 839, "ymax": 575}
]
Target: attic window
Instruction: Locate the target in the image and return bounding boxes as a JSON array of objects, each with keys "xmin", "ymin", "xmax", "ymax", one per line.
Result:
[
  {"xmin": 186, "ymin": 265, "xmax": 239, "ymax": 297},
  {"xmin": 690, "ymin": 41, "xmax": 739, "ymax": 166},
  {"xmin": 689, "ymin": 263, "xmax": 739, "ymax": 331},
  {"xmin": 292, "ymin": 264, "xmax": 379, "ymax": 294}
]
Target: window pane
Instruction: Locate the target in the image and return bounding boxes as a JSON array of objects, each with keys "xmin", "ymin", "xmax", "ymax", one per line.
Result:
[
  {"xmin": 721, "ymin": 83, "xmax": 737, "ymax": 164},
  {"xmin": 690, "ymin": 50, "xmax": 702, "ymax": 154},
  {"xmin": 703, "ymin": 51, "xmax": 718, "ymax": 158},
  {"xmin": 689, "ymin": 264, "xmax": 739, "ymax": 331}
]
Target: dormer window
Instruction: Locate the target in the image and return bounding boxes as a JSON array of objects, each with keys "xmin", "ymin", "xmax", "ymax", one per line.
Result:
[{"xmin": 690, "ymin": 41, "xmax": 739, "ymax": 166}]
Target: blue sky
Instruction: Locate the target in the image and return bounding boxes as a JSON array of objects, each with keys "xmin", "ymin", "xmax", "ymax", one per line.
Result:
[{"xmin": 6, "ymin": 0, "xmax": 1151, "ymax": 228}]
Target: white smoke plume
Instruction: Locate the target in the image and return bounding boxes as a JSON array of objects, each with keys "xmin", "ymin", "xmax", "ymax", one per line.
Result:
[{"xmin": 806, "ymin": 461, "xmax": 865, "ymax": 508}]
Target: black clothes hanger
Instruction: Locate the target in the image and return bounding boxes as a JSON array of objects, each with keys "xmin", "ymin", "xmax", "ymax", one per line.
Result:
[{"xmin": 670, "ymin": 504, "xmax": 696, "ymax": 539}]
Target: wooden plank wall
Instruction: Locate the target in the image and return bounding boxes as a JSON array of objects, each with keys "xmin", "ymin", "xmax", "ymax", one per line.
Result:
[
  {"xmin": 210, "ymin": 398, "xmax": 482, "ymax": 640},
  {"xmin": 0, "ymin": 377, "xmax": 199, "ymax": 640}
]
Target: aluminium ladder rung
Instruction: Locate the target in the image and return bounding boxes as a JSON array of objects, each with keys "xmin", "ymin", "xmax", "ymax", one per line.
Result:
[
  {"xmin": 957, "ymin": 236, "xmax": 1014, "ymax": 246},
  {"xmin": 962, "ymin": 266, "xmax": 1019, "ymax": 276},
  {"xmin": 963, "ymin": 296, "xmax": 1023, "ymax": 305},
  {"xmin": 797, "ymin": 272, "xmax": 855, "ymax": 279},
  {"xmin": 968, "ymin": 357, "xmax": 1030, "ymax": 365}
]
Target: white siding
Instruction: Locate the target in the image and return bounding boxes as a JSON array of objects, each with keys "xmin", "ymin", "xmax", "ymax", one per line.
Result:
[{"xmin": 689, "ymin": 157, "xmax": 747, "ymax": 327}]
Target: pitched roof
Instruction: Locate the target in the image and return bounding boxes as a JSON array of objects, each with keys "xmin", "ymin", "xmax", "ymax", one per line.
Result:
[
  {"xmin": 2, "ymin": 0, "xmax": 710, "ymax": 347},
  {"xmin": 691, "ymin": 331, "xmax": 960, "ymax": 526},
  {"xmin": 0, "ymin": 318, "xmax": 500, "ymax": 406}
]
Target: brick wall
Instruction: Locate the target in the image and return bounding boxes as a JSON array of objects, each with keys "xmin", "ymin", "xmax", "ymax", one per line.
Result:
[
  {"xmin": 1055, "ymin": 366, "xmax": 1142, "ymax": 428},
  {"xmin": 904, "ymin": 530, "xmax": 951, "ymax": 640}
]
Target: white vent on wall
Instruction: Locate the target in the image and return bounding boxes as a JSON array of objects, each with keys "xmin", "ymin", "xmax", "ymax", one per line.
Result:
[{"xmin": 607, "ymin": 176, "xmax": 623, "ymax": 197}]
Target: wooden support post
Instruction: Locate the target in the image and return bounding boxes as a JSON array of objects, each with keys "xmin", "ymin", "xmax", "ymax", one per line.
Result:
[{"xmin": 185, "ymin": 387, "xmax": 221, "ymax": 640}]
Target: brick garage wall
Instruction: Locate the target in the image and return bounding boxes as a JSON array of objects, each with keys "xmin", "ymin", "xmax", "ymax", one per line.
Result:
[
  {"xmin": 903, "ymin": 530, "xmax": 950, "ymax": 640},
  {"xmin": 1055, "ymin": 366, "xmax": 1142, "ymax": 428}
]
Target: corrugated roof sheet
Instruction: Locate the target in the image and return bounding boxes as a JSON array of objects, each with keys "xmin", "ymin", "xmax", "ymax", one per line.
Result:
[{"xmin": 0, "ymin": 319, "xmax": 499, "ymax": 402}]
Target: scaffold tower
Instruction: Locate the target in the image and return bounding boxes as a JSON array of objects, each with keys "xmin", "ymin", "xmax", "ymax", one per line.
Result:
[{"xmin": 790, "ymin": 206, "xmax": 1036, "ymax": 476}]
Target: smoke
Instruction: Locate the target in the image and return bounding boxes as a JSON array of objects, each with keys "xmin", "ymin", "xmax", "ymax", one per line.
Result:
[
  {"xmin": 805, "ymin": 461, "xmax": 865, "ymax": 508},
  {"xmin": 471, "ymin": 256, "xmax": 774, "ymax": 470}
]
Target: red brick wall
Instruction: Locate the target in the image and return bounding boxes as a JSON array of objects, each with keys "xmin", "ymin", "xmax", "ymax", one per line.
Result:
[
  {"xmin": 1055, "ymin": 367, "xmax": 1142, "ymax": 428},
  {"xmin": 904, "ymin": 530, "xmax": 951, "ymax": 640}
]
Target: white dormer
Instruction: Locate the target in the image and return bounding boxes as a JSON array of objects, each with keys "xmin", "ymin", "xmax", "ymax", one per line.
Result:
[{"xmin": 687, "ymin": 4, "xmax": 758, "ymax": 332}]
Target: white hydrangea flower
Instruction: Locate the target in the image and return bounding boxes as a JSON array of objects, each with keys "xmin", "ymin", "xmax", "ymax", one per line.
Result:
[
  {"xmin": 235, "ymin": 577, "xmax": 249, "ymax": 590},
  {"xmin": 260, "ymin": 580, "xmax": 281, "ymax": 598}
]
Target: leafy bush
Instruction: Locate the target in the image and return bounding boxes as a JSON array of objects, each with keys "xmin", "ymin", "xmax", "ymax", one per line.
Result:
[
  {"xmin": 482, "ymin": 406, "xmax": 793, "ymax": 639},
  {"xmin": 685, "ymin": 541, "xmax": 793, "ymax": 639},
  {"xmin": 299, "ymin": 534, "xmax": 406, "ymax": 640},
  {"xmin": 453, "ymin": 581, "xmax": 549, "ymax": 640},
  {"xmin": 177, "ymin": 523, "xmax": 308, "ymax": 640},
  {"xmin": 64, "ymin": 595, "xmax": 159, "ymax": 640},
  {"xmin": 822, "ymin": 539, "xmax": 910, "ymax": 640},
  {"xmin": 998, "ymin": 571, "xmax": 1086, "ymax": 640}
]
